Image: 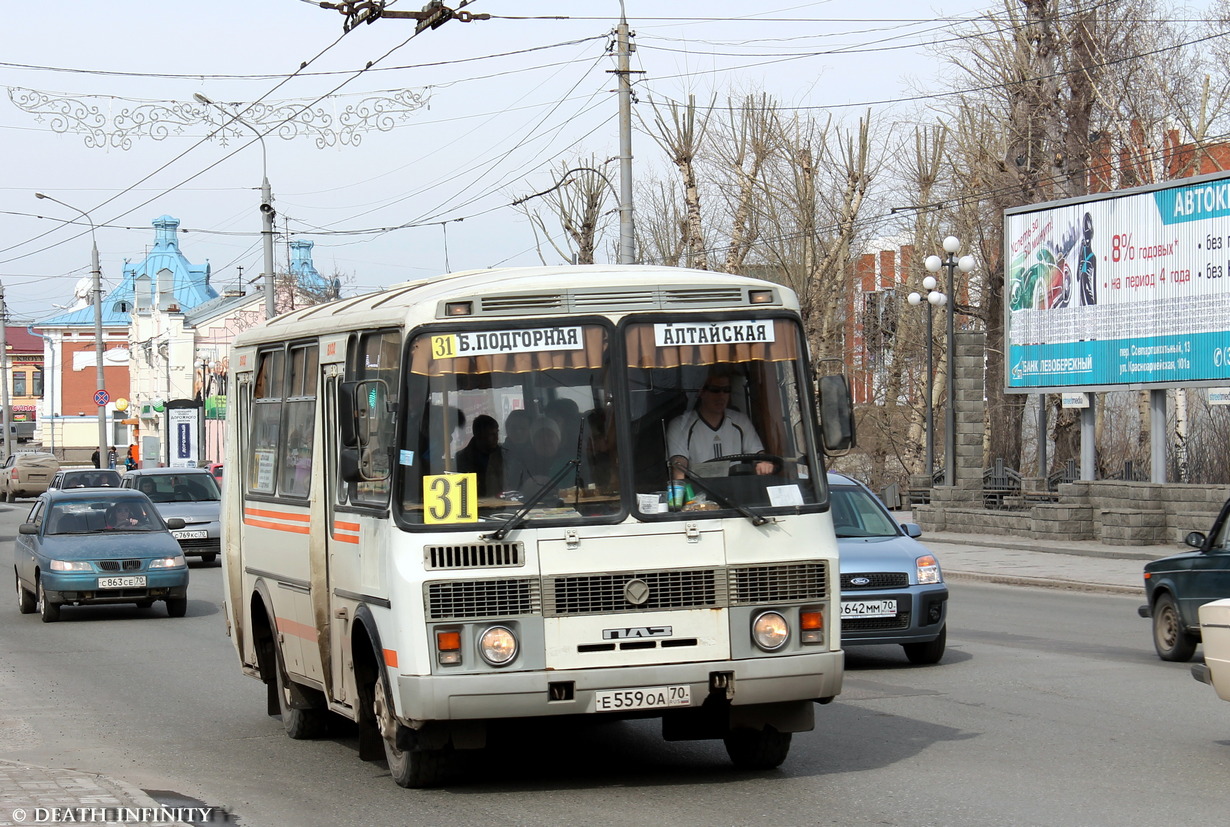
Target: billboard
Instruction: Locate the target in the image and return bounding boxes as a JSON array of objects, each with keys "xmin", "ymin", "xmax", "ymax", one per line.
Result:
[{"xmin": 1004, "ymin": 171, "xmax": 1230, "ymax": 392}]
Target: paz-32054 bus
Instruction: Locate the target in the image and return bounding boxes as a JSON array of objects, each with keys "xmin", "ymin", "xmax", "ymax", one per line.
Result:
[{"xmin": 222, "ymin": 265, "xmax": 854, "ymax": 787}]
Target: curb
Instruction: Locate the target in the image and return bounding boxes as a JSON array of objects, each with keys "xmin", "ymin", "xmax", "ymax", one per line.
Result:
[
  {"xmin": 0, "ymin": 759, "xmax": 190, "ymax": 827},
  {"xmin": 925, "ymin": 534, "xmax": 1163, "ymax": 562},
  {"xmin": 945, "ymin": 569, "xmax": 1144, "ymax": 596}
]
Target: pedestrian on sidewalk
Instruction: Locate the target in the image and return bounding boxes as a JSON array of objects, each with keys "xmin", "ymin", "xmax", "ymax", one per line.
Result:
[{"xmin": 91, "ymin": 448, "xmax": 100, "ymax": 468}]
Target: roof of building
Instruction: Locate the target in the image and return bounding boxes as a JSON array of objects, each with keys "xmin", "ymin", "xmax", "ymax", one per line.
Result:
[
  {"xmin": 37, "ymin": 215, "xmax": 218, "ymax": 329},
  {"xmin": 4, "ymin": 327, "xmax": 45, "ymax": 354}
]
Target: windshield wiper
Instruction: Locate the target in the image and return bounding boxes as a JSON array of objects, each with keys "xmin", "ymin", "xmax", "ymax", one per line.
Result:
[
  {"xmin": 673, "ymin": 463, "xmax": 769, "ymax": 527},
  {"xmin": 480, "ymin": 459, "xmax": 580, "ymax": 542}
]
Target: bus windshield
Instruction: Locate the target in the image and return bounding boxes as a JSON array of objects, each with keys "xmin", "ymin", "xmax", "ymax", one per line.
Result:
[
  {"xmin": 398, "ymin": 322, "xmax": 619, "ymax": 526},
  {"xmin": 394, "ymin": 315, "xmax": 823, "ymax": 529}
]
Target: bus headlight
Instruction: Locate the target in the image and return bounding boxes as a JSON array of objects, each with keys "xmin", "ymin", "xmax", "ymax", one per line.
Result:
[
  {"xmin": 751, "ymin": 611, "xmax": 789, "ymax": 651},
  {"xmin": 478, "ymin": 625, "xmax": 518, "ymax": 666}
]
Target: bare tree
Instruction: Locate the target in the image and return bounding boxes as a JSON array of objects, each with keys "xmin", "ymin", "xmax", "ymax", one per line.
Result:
[
  {"xmin": 643, "ymin": 94, "xmax": 714, "ymax": 269},
  {"xmin": 515, "ymin": 156, "xmax": 615, "ymax": 265}
]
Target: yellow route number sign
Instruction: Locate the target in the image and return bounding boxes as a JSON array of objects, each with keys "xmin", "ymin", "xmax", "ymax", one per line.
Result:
[
  {"xmin": 430, "ymin": 334, "xmax": 459, "ymax": 359},
  {"xmin": 423, "ymin": 473, "xmax": 478, "ymax": 524}
]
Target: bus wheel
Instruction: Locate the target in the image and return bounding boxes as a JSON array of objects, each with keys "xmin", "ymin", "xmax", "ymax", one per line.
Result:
[
  {"xmin": 373, "ymin": 668, "xmax": 447, "ymax": 788},
  {"xmin": 277, "ymin": 663, "xmax": 329, "ymax": 740},
  {"xmin": 723, "ymin": 726, "xmax": 791, "ymax": 770}
]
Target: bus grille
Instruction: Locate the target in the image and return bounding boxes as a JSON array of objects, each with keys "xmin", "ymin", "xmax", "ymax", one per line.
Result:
[
  {"xmin": 425, "ymin": 542, "xmax": 524, "ymax": 570},
  {"xmin": 425, "ymin": 578, "xmax": 541, "ymax": 620},
  {"xmin": 729, "ymin": 563, "xmax": 828, "ymax": 605},
  {"xmin": 543, "ymin": 569, "xmax": 722, "ymax": 616},
  {"xmin": 662, "ymin": 286, "xmax": 746, "ymax": 306}
]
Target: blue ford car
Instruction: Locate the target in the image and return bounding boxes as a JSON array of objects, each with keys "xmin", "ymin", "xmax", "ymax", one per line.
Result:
[
  {"xmin": 13, "ymin": 489, "xmax": 189, "ymax": 622},
  {"xmin": 829, "ymin": 472, "xmax": 949, "ymax": 664}
]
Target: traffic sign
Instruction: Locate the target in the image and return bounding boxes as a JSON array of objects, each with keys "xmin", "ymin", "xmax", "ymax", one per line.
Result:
[{"xmin": 94, "ymin": 390, "xmax": 110, "ymax": 407}]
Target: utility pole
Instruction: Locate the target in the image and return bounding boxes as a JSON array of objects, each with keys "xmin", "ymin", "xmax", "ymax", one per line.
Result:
[
  {"xmin": 0, "ymin": 285, "xmax": 9, "ymax": 464},
  {"xmin": 613, "ymin": 7, "xmax": 638, "ymax": 265}
]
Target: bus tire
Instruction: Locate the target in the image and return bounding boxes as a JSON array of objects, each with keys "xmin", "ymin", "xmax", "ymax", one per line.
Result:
[
  {"xmin": 373, "ymin": 667, "xmax": 448, "ymax": 788},
  {"xmin": 277, "ymin": 660, "xmax": 330, "ymax": 740},
  {"xmin": 723, "ymin": 726, "xmax": 791, "ymax": 770}
]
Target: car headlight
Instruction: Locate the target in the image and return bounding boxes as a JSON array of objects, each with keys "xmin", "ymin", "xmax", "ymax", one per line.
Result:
[
  {"xmin": 917, "ymin": 554, "xmax": 942, "ymax": 585},
  {"xmin": 49, "ymin": 559, "xmax": 92, "ymax": 572},
  {"xmin": 752, "ymin": 610, "xmax": 790, "ymax": 651},
  {"xmin": 478, "ymin": 625, "xmax": 518, "ymax": 666},
  {"xmin": 149, "ymin": 555, "xmax": 186, "ymax": 569}
]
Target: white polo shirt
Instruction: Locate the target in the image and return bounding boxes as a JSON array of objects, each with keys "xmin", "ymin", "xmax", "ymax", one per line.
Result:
[{"xmin": 666, "ymin": 409, "xmax": 764, "ymax": 477}]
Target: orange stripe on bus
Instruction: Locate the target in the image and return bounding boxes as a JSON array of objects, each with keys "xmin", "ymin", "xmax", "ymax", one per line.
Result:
[
  {"xmin": 331, "ymin": 532, "xmax": 360, "ymax": 544},
  {"xmin": 383, "ymin": 649, "xmax": 398, "ymax": 668},
  {"xmin": 276, "ymin": 616, "xmax": 319, "ymax": 642},
  {"xmin": 334, "ymin": 520, "xmax": 360, "ymax": 531},
  {"xmin": 244, "ymin": 507, "xmax": 311, "ymax": 522},
  {"xmin": 243, "ymin": 517, "xmax": 311, "ymax": 534}
]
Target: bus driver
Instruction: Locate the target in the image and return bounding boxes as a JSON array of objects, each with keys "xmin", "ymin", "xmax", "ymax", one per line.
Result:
[{"xmin": 666, "ymin": 368, "xmax": 774, "ymax": 479}]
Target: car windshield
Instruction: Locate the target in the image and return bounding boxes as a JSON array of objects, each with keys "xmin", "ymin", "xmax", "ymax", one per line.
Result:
[
  {"xmin": 48, "ymin": 501, "xmax": 159, "ymax": 534},
  {"xmin": 829, "ymin": 485, "xmax": 900, "ymax": 538},
  {"xmin": 133, "ymin": 474, "xmax": 220, "ymax": 503}
]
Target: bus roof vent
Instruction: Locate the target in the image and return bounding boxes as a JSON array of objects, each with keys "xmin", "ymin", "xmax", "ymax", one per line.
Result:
[
  {"xmin": 662, "ymin": 286, "xmax": 746, "ymax": 307},
  {"xmin": 479, "ymin": 293, "xmax": 566, "ymax": 314},
  {"xmin": 569, "ymin": 288, "xmax": 659, "ymax": 311},
  {"xmin": 425, "ymin": 542, "xmax": 525, "ymax": 570}
]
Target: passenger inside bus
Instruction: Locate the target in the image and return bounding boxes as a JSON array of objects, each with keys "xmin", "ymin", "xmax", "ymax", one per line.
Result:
[
  {"xmin": 501, "ymin": 409, "xmax": 534, "ymax": 476},
  {"xmin": 505, "ymin": 417, "xmax": 571, "ymax": 492},
  {"xmin": 455, "ymin": 414, "xmax": 505, "ymax": 497}
]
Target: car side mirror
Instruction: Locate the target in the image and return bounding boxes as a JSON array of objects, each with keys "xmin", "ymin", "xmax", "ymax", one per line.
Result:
[
  {"xmin": 1186, "ymin": 531, "xmax": 1207, "ymax": 549},
  {"xmin": 901, "ymin": 522, "xmax": 923, "ymax": 538},
  {"xmin": 165, "ymin": 518, "xmax": 186, "ymax": 530},
  {"xmin": 18, "ymin": 523, "xmax": 38, "ymax": 535}
]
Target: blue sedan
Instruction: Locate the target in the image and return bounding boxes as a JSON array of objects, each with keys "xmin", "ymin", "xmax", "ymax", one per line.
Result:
[
  {"xmin": 13, "ymin": 489, "xmax": 189, "ymax": 622},
  {"xmin": 829, "ymin": 472, "xmax": 949, "ymax": 664}
]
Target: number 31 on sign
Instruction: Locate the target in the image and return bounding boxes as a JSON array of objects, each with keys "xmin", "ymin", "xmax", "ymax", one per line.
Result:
[{"xmin": 423, "ymin": 473, "xmax": 478, "ymax": 524}]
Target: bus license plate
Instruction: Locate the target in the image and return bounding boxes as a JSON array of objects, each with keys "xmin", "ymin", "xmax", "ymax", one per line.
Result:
[
  {"xmin": 98, "ymin": 575, "xmax": 147, "ymax": 589},
  {"xmin": 841, "ymin": 599, "xmax": 897, "ymax": 618},
  {"xmin": 593, "ymin": 685, "xmax": 690, "ymax": 712},
  {"xmin": 173, "ymin": 530, "xmax": 208, "ymax": 540}
]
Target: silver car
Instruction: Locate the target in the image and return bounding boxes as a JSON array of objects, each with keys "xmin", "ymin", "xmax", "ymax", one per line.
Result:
[
  {"xmin": 830, "ymin": 472, "xmax": 949, "ymax": 664},
  {"xmin": 119, "ymin": 468, "xmax": 221, "ymax": 564}
]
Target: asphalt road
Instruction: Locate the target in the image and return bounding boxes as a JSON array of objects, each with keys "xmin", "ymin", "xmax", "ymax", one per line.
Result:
[{"xmin": 2, "ymin": 501, "xmax": 1229, "ymax": 826}]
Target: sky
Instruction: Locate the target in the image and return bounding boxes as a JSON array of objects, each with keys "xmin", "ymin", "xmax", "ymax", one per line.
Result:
[{"xmin": 0, "ymin": 0, "xmax": 1034, "ymax": 323}]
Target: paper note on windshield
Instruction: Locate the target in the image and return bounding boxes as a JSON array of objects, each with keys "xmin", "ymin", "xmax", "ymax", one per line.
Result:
[{"xmin": 767, "ymin": 485, "xmax": 804, "ymax": 507}]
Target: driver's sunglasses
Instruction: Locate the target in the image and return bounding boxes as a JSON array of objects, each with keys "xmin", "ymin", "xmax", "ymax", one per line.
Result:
[{"xmin": 703, "ymin": 385, "xmax": 732, "ymax": 394}]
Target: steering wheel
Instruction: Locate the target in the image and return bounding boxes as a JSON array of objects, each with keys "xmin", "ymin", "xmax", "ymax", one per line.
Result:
[{"xmin": 697, "ymin": 453, "xmax": 785, "ymax": 476}]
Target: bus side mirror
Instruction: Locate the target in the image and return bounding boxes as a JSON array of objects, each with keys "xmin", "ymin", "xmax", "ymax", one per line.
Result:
[
  {"xmin": 340, "ymin": 447, "xmax": 363, "ymax": 482},
  {"xmin": 339, "ymin": 381, "xmax": 364, "ymax": 448},
  {"xmin": 818, "ymin": 374, "xmax": 856, "ymax": 452}
]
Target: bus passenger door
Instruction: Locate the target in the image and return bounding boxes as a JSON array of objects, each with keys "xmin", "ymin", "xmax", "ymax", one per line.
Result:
[{"xmin": 322, "ymin": 367, "xmax": 359, "ymax": 710}]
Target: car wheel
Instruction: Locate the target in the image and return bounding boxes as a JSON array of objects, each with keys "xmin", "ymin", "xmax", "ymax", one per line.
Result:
[
  {"xmin": 165, "ymin": 597, "xmax": 188, "ymax": 618},
  {"xmin": 723, "ymin": 726, "xmax": 791, "ymax": 770},
  {"xmin": 903, "ymin": 624, "xmax": 947, "ymax": 665},
  {"xmin": 37, "ymin": 580, "xmax": 60, "ymax": 623},
  {"xmin": 372, "ymin": 667, "xmax": 449, "ymax": 787},
  {"xmin": 1152, "ymin": 593, "xmax": 1198, "ymax": 661},
  {"xmin": 15, "ymin": 572, "xmax": 35, "ymax": 614}
]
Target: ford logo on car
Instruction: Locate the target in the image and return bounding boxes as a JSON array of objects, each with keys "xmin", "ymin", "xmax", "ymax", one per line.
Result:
[{"xmin": 851, "ymin": 577, "xmax": 871, "ymax": 586}]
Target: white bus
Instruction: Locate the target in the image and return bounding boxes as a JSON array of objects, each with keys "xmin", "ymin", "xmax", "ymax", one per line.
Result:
[{"xmin": 222, "ymin": 265, "xmax": 854, "ymax": 787}]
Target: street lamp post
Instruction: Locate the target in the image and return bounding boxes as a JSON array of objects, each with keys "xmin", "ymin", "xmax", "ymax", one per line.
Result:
[
  {"xmin": 34, "ymin": 192, "xmax": 108, "ymax": 467},
  {"xmin": 195, "ymin": 93, "xmax": 276, "ymax": 320},
  {"xmin": 907, "ymin": 280, "xmax": 948, "ymax": 479},
  {"xmin": 923, "ymin": 236, "xmax": 976, "ymax": 487}
]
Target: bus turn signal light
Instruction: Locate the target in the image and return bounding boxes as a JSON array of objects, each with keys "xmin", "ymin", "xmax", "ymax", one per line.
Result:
[{"xmin": 437, "ymin": 630, "xmax": 462, "ymax": 665}]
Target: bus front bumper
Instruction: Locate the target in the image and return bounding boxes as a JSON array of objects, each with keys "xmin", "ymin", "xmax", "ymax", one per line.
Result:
[{"xmin": 394, "ymin": 650, "xmax": 843, "ymax": 722}]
